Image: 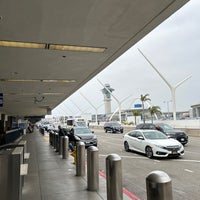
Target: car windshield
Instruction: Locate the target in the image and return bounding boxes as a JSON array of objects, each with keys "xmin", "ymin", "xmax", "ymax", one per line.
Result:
[
  {"xmin": 76, "ymin": 121, "xmax": 87, "ymax": 127},
  {"xmin": 158, "ymin": 124, "xmax": 174, "ymax": 131},
  {"xmin": 74, "ymin": 128, "xmax": 92, "ymax": 134},
  {"xmin": 110, "ymin": 122, "xmax": 121, "ymax": 126},
  {"xmin": 143, "ymin": 131, "xmax": 168, "ymax": 140}
]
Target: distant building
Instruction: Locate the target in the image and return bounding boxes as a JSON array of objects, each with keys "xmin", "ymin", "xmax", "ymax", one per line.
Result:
[{"xmin": 191, "ymin": 103, "xmax": 200, "ymax": 118}]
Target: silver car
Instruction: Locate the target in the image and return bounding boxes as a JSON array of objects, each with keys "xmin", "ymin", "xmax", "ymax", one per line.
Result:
[{"xmin": 73, "ymin": 127, "xmax": 97, "ymax": 147}]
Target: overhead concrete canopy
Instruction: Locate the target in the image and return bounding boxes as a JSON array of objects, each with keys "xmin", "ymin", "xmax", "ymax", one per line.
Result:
[{"xmin": 0, "ymin": 0, "xmax": 189, "ymax": 117}]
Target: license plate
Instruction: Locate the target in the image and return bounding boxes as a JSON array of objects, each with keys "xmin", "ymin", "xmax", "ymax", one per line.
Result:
[{"xmin": 172, "ymin": 150, "xmax": 177, "ymax": 154}]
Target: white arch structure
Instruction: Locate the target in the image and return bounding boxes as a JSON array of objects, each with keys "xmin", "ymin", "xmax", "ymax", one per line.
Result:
[
  {"xmin": 80, "ymin": 92, "xmax": 103, "ymax": 125},
  {"xmin": 138, "ymin": 48, "xmax": 192, "ymax": 121}
]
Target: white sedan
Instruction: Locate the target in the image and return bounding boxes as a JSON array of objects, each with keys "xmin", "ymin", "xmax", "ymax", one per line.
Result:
[{"xmin": 123, "ymin": 130, "xmax": 184, "ymax": 158}]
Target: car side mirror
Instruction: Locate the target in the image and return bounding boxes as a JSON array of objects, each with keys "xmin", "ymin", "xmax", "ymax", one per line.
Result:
[{"xmin": 138, "ymin": 136, "xmax": 144, "ymax": 140}]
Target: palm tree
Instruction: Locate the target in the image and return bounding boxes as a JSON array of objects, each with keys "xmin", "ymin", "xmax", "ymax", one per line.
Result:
[
  {"xmin": 132, "ymin": 110, "xmax": 141, "ymax": 125},
  {"xmin": 149, "ymin": 106, "xmax": 162, "ymax": 123},
  {"xmin": 140, "ymin": 94, "xmax": 151, "ymax": 123}
]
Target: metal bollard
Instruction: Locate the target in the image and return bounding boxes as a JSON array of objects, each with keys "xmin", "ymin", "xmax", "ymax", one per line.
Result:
[
  {"xmin": 62, "ymin": 136, "xmax": 69, "ymax": 159},
  {"xmin": 59, "ymin": 136, "xmax": 63, "ymax": 155},
  {"xmin": 51, "ymin": 132, "xmax": 54, "ymax": 148},
  {"xmin": 87, "ymin": 146, "xmax": 99, "ymax": 191},
  {"xmin": 146, "ymin": 170, "xmax": 173, "ymax": 200},
  {"xmin": 49, "ymin": 131, "xmax": 53, "ymax": 146},
  {"xmin": 53, "ymin": 133, "xmax": 56, "ymax": 149},
  {"xmin": 106, "ymin": 154, "xmax": 123, "ymax": 200},
  {"xmin": 55, "ymin": 133, "xmax": 59, "ymax": 152},
  {"xmin": 76, "ymin": 141, "xmax": 85, "ymax": 176}
]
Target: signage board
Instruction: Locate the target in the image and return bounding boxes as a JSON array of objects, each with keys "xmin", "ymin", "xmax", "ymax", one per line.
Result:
[{"xmin": 134, "ymin": 103, "xmax": 142, "ymax": 108}]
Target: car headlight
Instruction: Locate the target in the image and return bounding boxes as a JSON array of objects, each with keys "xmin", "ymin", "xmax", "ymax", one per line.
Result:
[
  {"xmin": 155, "ymin": 144, "xmax": 165, "ymax": 149},
  {"xmin": 93, "ymin": 135, "xmax": 97, "ymax": 141}
]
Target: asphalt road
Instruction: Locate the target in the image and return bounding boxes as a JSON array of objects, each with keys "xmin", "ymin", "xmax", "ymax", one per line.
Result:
[{"xmin": 93, "ymin": 128, "xmax": 200, "ymax": 200}]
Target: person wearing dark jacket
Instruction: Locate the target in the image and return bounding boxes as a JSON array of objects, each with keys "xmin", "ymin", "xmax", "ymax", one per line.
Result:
[
  {"xmin": 58, "ymin": 125, "xmax": 65, "ymax": 137},
  {"xmin": 68, "ymin": 128, "xmax": 80, "ymax": 152}
]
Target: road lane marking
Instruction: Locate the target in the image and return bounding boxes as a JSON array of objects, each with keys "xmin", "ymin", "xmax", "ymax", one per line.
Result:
[
  {"xmin": 184, "ymin": 169, "xmax": 194, "ymax": 173},
  {"xmin": 173, "ymin": 159, "xmax": 200, "ymax": 163},
  {"xmin": 185, "ymin": 150, "xmax": 200, "ymax": 155}
]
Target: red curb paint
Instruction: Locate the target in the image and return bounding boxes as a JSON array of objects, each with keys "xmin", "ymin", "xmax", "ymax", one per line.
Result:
[
  {"xmin": 123, "ymin": 188, "xmax": 140, "ymax": 200},
  {"xmin": 98, "ymin": 171, "xmax": 140, "ymax": 200}
]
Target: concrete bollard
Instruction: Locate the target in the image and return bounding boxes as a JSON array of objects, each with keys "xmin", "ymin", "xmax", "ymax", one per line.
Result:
[
  {"xmin": 106, "ymin": 154, "xmax": 123, "ymax": 200},
  {"xmin": 76, "ymin": 142, "xmax": 85, "ymax": 176},
  {"xmin": 62, "ymin": 136, "xmax": 69, "ymax": 159},
  {"xmin": 146, "ymin": 170, "xmax": 173, "ymax": 200},
  {"xmin": 87, "ymin": 146, "xmax": 99, "ymax": 191}
]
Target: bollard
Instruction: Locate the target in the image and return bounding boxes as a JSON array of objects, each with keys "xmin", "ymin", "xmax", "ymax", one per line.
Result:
[
  {"xmin": 59, "ymin": 136, "xmax": 63, "ymax": 155},
  {"xmin": 106, "ymin": 154, "xmax": 123, "ymax": 200},
  {"xmin": 146, "ymin": 170, "xmax": 173, "ymax": 200},
  {"xmin": 49, "ymin": 131, "xmax": 53, "ymax": 146},
  {"xmin": 49, "ymin": 131, "xmax": 51, "ymax": 145},
  {"xmin": 55, "ymin": 133, "xmax": 59, "ymax": 152},
  {"xmin": 62, "ymin": 136, "xmax": 69, "ymax": 159},
  {"xmin": 87, "ymin": 146, "xmax": 99, "ymax": 191},
  {"xmin": 53, "ymin": 132, "xmax": 56, "ymax": 149},
  {"xmin": 76, "ymin": 141, "xmax": 85, "ymax": 176}
]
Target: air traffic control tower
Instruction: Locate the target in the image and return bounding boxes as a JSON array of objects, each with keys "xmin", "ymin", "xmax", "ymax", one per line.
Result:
[{"xmin": 101, "ymin": 84, "xmax": 114, "ymax": 115}]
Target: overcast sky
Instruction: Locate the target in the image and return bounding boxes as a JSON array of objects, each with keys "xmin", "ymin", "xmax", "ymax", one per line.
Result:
[{"xmin": 52, "ymin": 0, "xmax": 200, "ymax": 117}]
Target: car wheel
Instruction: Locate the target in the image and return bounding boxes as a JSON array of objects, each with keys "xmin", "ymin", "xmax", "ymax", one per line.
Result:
[
  {"xmin": 112, "ymin": 129, "xmax": 115, "ymax": 133},
  {"xmin": 105, "ymin": 129, "xmax": 107, "ymax": 133},
  {"xmin": 120, "ymin": 130, "xmax": 123, "ymax": 133},
  {"xmin": 124, "ymin": 141, "xmax": 130, "ymax": 152},
  {"xmin": 146, "ymin": 146, "xmax": 153, "ymax": 158}
]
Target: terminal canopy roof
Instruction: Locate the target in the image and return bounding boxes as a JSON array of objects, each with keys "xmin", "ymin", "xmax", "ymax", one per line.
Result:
[{"xmin": 0, "ymin": 0, "xmax": 189, "ymax": 117}]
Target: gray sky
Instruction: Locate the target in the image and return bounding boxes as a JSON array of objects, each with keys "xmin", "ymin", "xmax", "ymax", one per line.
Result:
[{"xmin": 52, "ymin": 0, "xmax": 200, "ymax": 117}]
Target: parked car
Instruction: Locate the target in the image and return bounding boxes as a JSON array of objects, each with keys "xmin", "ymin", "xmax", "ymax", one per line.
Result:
[
  {"xmin": 104, "ymin": 121, "xmax": 124, "ymax": 133},
  {"xmin": 72, "ymin": 127, "xmax": 97, "ymax": 147},
  {"xmin": 123, "ymin": 129, "xmax": 184, "ymax": 158},
  {"xmin": 136, "ymin": 123, "xmax": 188, "ymax": 145}
]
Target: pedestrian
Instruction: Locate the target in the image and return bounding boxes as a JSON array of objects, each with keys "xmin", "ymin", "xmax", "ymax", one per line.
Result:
[
  {"xmin": 68, "ymin": 128, "xmax": 80, "ymax": 152},
  {"xmin": 55, "ymin": 125, "xmax": 65, "ymax": 152},
  {"xmin": 58, "ymin": 125, "xmax": 65, "ymax": 137}
]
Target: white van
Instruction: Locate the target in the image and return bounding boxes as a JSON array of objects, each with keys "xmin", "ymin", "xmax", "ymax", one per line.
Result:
[{"xmin": 66, "ymin": 118, "xmax": 87, "ymax": 128}]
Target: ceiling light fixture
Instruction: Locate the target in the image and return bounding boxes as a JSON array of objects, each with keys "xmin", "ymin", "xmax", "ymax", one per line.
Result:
[
  {"xmin": 0, "ymin": 40, "xmax": 45, "ymax": 49},
  {"xmin": 0, "ymin": 40, "xmax": 106, "ymax": 53},
  {"xmin": 4, "ymin": 92, "xmax": 64, "ymax": 96},
  {"xmin": 49, "ymin": 44, "xmax": 106, "ymax": 53},
  {"xmin": 0, "ymin": 79, "xmax": 76, "ymax": 83}
]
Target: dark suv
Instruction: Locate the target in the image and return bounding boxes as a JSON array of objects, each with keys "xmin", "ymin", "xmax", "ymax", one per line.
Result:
[
  {"xmin": 104, "ymin": 121, "xmax": 124, "ymax": 133},
  {"xmin": 136, "ymin": 123, "xmax": 188, "ymax": 145}
]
